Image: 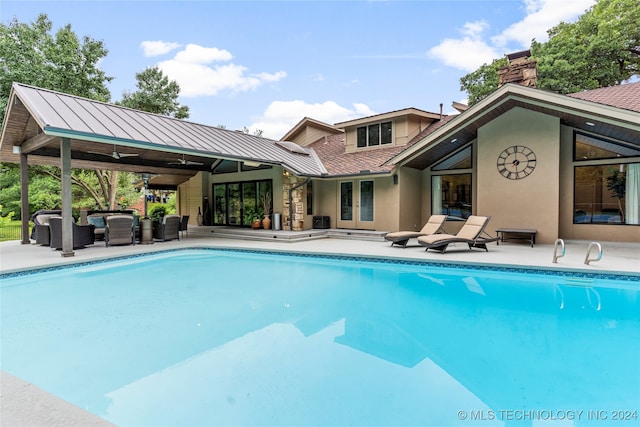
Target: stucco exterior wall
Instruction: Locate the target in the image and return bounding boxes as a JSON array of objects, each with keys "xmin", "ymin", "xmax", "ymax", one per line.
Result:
[
  {"xmin": 177, "ymin": 172, "xmax": 204, "ymax": 226},
  {"xmin": 372, "ymin": 176, "xmax": 397, "ymax": 231},
  {"xmin": 477, "ymin": 107, "xmax": 560, "ymax": 244},
  {"xmin": 397, "ymin": 168, "xmax": 423, "ymax": 232}
]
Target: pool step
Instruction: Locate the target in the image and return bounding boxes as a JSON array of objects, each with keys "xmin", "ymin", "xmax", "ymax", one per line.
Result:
[{"xmin": 191, "ymin": 226, "xmax": 387, "ymax": 242}]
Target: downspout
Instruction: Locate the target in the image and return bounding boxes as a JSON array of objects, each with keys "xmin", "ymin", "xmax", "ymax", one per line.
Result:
[{"xmin": 288, "ymin": 177, "xmax": 311, "ymax": 231}]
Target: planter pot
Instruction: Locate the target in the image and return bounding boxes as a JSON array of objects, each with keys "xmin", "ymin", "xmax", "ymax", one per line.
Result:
[
  {"xmin": 262, "ymin": 216, "xmax": 271, "ymax": 230},
  {"xmin": 251, "ymin": 219, "xmax": 262, "ymax": 229}
]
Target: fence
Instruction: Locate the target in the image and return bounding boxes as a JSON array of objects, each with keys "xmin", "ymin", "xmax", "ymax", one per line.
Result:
[{"xmin": 0, "ymin": 225, "xmax": 30, "ymax": 242}]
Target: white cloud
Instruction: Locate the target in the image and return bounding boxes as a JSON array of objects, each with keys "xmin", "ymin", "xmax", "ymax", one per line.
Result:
[
  {"xmin": 140, "ymin": 40, "xmax": 182, "ymax": 57},
  {"xmin": 174, "ymin": 43, "xmax": 232, "ymax": 63},
  {"xmin": 427, "ymin": 20, "xmax": 499, "ymax": 72},
  {"xmin": 428, "ymin": 0, "xmax": 595, "ymax": 71},
  {"xmin": 493, "ymin": 0, "xmax": 596, "ymax": 47},
  {"xmin": 153, "ymin": 43, "xmax": 286, "ymax": 97},
  {"xmin": 249, "ymin": 100, "xmax": 376, "ymax": 140}
]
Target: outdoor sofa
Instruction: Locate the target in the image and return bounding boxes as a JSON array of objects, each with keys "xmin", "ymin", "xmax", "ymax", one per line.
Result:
[{"xmin": 48, "ymin": 216, "xmax": 95, "ymax": 250}]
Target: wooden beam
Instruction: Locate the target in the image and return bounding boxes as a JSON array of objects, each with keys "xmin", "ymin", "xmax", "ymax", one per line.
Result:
[
  {"xmin": 60, "ymin": 137, "xmax": 74, "ymax": 257},
  {"xmin": 20, "ymin": 132, "xmax": 59, "ymax": 153}
]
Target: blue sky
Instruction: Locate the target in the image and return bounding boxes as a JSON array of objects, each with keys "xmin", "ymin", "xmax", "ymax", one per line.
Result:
[{"xmin": 2, "ymin": 0, "xmax": 595, "ymax": 139}]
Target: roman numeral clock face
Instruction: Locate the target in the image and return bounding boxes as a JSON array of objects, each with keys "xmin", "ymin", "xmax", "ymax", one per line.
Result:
[{"xmin": 496, "ymin": 145, "xmax": 536, "ymax": 180}]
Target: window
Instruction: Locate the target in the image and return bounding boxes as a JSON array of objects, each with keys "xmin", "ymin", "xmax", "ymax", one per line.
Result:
[
  {"xmin": 432, "ymin": 174, "xmax": 472, "ymax": 220},
  {"xmin": 431, "ymin": 145, "xmax": 473, "ymax": 219},
  {"xmin": 212, "ymin": 180, "xmax": 273, "ymax": 226},
  {"xmin": 212, "ymin": 160, "xmax": 239, "ymax": 174},
  {"xmin": 356, "ymin": 121, "xmax": 392, "ymax": 148},
  {"xmin": 306, "ymin": 181, "xmax": 313, "ymax": 215},
  {"xmin": 574, "ymin": 163, "xmax": 640, "ymax": 225},
  {"xmin": 432, "ymin": 146, "xmax": 472, "ymax": 171},
  {"xmin": 573, "ymin": 133, "xmax": 640, "ymax": 225},
  {"xmin": 575, "ymin": 132, "xmax": 640, "ymax": 161}
]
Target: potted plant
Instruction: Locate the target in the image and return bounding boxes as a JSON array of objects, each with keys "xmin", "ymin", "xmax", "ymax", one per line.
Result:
[
  {"xmin": 261, "ymin": 191, "xmax": 272, "ymax": 229},
  {"xmin": 243, "ymin": 207, "xmax": 263, "ymax": 229}
]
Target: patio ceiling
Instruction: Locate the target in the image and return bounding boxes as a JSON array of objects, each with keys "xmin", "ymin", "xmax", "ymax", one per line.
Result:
[{"xmin": 0, "ymin": 83, "xmax": 327, "ymax": 187}]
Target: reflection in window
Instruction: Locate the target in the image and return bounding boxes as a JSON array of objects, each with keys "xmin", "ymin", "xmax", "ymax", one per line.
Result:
[
  {"xmin": 575, "ymin": 133, "xmax": 640, "ymax": 161},
  {"xmin": 574, "ymin": 163, "xmax": 640, "ymax": 225},
  {"xmin": 359, "ymin": 180, "xmax": 374, "ymax": 222},
  {"xmin": 432, "ymin": 174, "xmax": 472, "ymax": 220},
  {"xmin": 212, "ymin": 160, "xmax": 239, "ymax": 174},
  {"xmin": 432, "ymin": 146, "xmax": 472, "ymax": 171},
  {"xmin": 340, "ymin": 182, "xmax": 353, "ymax": 221}
]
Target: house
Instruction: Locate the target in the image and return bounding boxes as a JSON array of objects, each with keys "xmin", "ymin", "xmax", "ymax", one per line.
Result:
[
  {"xmin": 198, "ymin": 53, "xmax": 639, "ymax": 243},
  {"xmin": 2, "ymin": 53, "xmax": 639, "ymax": 255}
]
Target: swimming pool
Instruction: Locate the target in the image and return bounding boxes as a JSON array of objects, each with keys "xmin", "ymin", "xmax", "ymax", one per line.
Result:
[{"xmin": 1, "ymin": 248, "xmax": 638, "ymax": 426}]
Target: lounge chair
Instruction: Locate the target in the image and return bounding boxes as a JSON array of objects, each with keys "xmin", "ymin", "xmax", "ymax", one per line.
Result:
[
  {"xmin": 49, "ymin": 217, "xmax": 95, "ymax": 250},
  {"xmin": 105, "ymin": 215, "xmax": 135, "ymax": 247},
  {"xmin": 384, "ymin": 215, "xmax": 447, "ymax": 248},
  {"xmin": 417, "ymin": 215, "xmax": 497, "ymax": 253}
]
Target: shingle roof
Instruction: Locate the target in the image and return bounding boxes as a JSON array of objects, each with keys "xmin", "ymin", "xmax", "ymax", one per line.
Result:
[
  {"xmin": 568, "ymin": 81, "xmax": 640, "ymax": 112},
  {"xmin": 4, "ymin": 83, "xmax": 327, "ymax": 176},
  {"xmin": 307, "ymin": 134, "xmax": 403, "ymax": 176},
  {"xmin": 307, "ymin": 117, "xmax": 455, "ymax": 176}
]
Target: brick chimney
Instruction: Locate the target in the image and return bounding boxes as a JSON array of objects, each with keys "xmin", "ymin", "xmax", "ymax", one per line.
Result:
[{"xmin": 498, "ymin": 50, "xmax": 537, "ymax": 88}]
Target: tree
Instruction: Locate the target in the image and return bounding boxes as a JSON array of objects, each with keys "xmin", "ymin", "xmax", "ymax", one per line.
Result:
[
  {"xmin": 460, "ymin": 0, "xmax": 640, "ymax": 104},
  {"xmin": 0, "ymin": 14, "xmax": 112, "ymax": 124},
  {"xmin": 118, "ymin": 67, "xmax": 189, "ymax": 119},
  {"xmin": 458, "ymin": 58, "xmax": 508, "ymax": 105},
  {"xmin": 532, "ymin": 0, "xmax": 640, "ymax": 94},
  {"xmin": 0, "ymin": 14, "xmax": 170, "ymax": 216}
]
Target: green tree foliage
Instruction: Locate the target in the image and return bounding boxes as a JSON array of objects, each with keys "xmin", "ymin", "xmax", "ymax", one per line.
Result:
[
  {"xmin": 118, "ymin": 67, "xmax": 190, "ymax": 119},
  {"xmin": 532, "ymin": 0, "xmax": 640, "ymax": 94},
  {"xmin": 0, "ymin": 13, "xmax": 112, "ymax": 123},
  {"xmin": 458, "ymin": 58, "xmax": 508, "ymax": 106},
  {"xmin": 460, "ymin": 0, "xmax": 640, "ymax": 104},
  {"xmin": 0, "ymin": 14, "xmax": 138, "ymax": 217}
]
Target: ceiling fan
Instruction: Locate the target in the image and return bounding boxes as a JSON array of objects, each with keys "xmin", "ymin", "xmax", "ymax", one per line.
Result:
[
  {"xmin": 168, "ymin": 154, "xmax": 204, "ymax": 166},
  {"xmin": 89, "ymin": 145, "xmax": 138, "ymax": 159}
]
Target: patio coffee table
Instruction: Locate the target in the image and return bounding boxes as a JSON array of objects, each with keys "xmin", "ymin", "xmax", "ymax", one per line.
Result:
[{"xmin": 496, "ymin": 228, "xmax": 537, "ymax": 247}]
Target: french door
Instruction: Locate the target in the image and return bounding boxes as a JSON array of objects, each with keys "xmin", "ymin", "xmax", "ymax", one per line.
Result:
[
  {"xmin": 213, "ymin": 180, "xmax": 272, "ymax": 226},
  {"xmin": 336, "ymin": 180, "xmax": 374, "ymax": 229}
]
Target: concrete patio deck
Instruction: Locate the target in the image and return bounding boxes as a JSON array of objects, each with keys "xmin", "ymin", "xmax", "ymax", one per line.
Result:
[{"xmin": 1, "ymin": 227, "xmax": 638, "ymax": 426}]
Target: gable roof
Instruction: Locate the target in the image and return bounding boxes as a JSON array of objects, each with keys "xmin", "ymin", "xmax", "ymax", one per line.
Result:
[
  {"xmin": 0, "ymin": 83, "xmax": 327, "ymax": 178},
  {"xmin": 334, "ymin": 107, "xmax": 442, "ymax": 128},
  {"xmin": 567, "ymin": 81, "xmax": 640, "ymax": 112},
  {"xmin": 387, "ymin": 83, "xmax": 640, "ymax": 170},
  {"xmin": 280, "ymin": 116, "xmax": 343, "ymax": 143}
]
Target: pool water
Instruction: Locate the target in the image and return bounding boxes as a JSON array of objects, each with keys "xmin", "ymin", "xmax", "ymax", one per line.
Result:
[{"xmin": 1, "ymin": 249, "xmax": 639, "ymax": 426}]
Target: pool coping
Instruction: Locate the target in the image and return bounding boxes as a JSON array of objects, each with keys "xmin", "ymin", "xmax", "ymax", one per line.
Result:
[{"xmin": 2, "ymin": 245, "xmax": 639, "ymax": 282}]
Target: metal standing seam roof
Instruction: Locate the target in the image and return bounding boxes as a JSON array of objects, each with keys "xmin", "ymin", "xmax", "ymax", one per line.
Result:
[{"xmin": 7, "ymin": 83, "xmax": 327, "ymax": 176}]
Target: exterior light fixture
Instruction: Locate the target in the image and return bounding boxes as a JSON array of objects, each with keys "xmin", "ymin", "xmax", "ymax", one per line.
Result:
[
  {"xmin": 586, "ymin": 122, "xmax": 595, "ymax": 127},
  {"xmin": 450, "ymin": 138, "xmax": 457, "ymax": 143}
]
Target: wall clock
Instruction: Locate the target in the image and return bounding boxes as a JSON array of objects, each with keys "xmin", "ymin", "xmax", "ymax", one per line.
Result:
[{"xmin": 496, "ymin": 145, "xmax": 536, "ymax": 180}]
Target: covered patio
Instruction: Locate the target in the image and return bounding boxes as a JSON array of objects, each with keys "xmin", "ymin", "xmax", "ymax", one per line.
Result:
[{"xmin": 0, "ymin": 83, "xmax": 325, "ymax": 256}]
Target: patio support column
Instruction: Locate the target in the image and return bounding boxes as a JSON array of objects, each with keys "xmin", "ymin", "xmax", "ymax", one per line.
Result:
[
  {"xmin": 60, "ymin": 137, "xmax": 74, "ymax": 257},
  {"xmin": 19, "ymin": 152, "xmax": 30, "ymax": 244}
]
